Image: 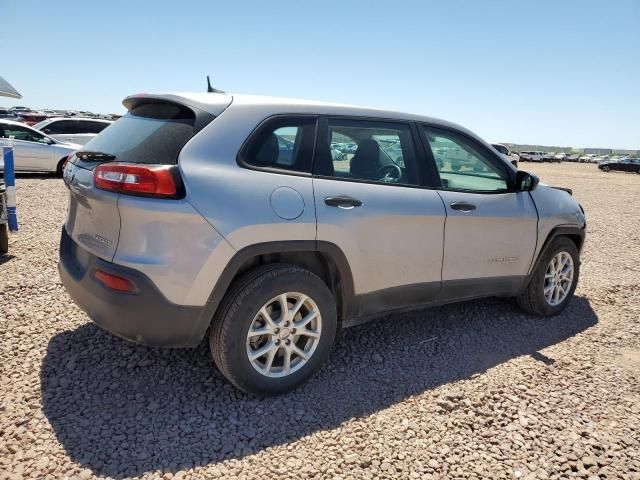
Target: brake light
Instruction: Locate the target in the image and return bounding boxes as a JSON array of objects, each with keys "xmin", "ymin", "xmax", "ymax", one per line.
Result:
[
  {"xmin": 94, "ymin": 163, "xmax": 179, "ymax": 197},
  {"xmin": 94, "ymin": 270, "xmax": 137, "ymax": 292}
]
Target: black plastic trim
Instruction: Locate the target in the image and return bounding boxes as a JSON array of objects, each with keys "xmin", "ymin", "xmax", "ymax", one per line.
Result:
[
  {"xmin": 525, "ymin": 225, "xmax": 586, "ymax": 283},
  {"xmin": 200, "ymin": 240, "xmax": 356, "ymax": 326}
]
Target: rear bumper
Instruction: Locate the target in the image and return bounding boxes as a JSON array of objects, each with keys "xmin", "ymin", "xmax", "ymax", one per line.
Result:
[{"xmin": 58, "ymin": 227, "xmax": 211, "ymax": 347}]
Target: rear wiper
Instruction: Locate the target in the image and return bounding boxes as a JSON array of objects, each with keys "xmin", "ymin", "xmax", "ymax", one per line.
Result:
[{"xmin": 75, "ymin": 151, "xmax": 116, "ymax": 161}]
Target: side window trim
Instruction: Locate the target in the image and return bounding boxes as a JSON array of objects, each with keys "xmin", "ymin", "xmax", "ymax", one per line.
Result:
[
  {"xmin": 236, "ymin": 114, "xmax": 318, "ymax": 177},
  {"xmin": 419, "ymin": 123, "xmax": 517, "ymax": 193},
  {"xmin": 313, "ymin": 115, "xmax": 430, "ymax": 189}
]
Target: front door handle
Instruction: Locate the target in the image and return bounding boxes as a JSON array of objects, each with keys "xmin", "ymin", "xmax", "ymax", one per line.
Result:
[
  {"xmin": 324, "ymin": 195, "xmax": 363, "ymax": 209},
  {"xmin": 450, "ymin": 201, "xmax": 476, "ymax": 212}
]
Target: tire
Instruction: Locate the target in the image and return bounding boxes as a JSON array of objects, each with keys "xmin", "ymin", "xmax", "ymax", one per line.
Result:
[
  {"xmin": 517, "ymin": 237, "xmax": 579, "ymax": 316},
  {"xmin": 55, "ymin": 158, "xmax": 67, "ymax": 178},
  {"xmin": 210, "ymin": 264, "xmax": 337, "ymax": 395},
  {"xmin": 601, "ymin": 166, "xmax": 610, "ymax": 172},
  {"xmin": 0, "ymin": 222, "xmax": 8, "ymax": 254}
]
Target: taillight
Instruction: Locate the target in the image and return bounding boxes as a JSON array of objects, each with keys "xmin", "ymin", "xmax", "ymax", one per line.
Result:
[
  {"xmin": 94, "ymin": 163, "xmax": 181, "ymax": 198},
  {"xmin": 94, "ymin": 270, "xmax": 137, "ymax": 292}
]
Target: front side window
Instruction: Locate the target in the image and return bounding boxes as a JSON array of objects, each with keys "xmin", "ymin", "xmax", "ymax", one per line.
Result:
[
  {"xmin": 316, "ymin": 118, "xmax": 419, "ymax": 186},
  {"xmin": 241, "ymin": 117, "xmax": 316, "ymax": 173},
  {"xmin": 0, "ymin": 124, "xmax": 47, "ymax": 143},
  {"xmin": 78, "ymin": 121, "xmax": 109, "ymax": 134},
  {"xmin": 423, "ymin": 126, "xmax": 509, "ymax": 192}
]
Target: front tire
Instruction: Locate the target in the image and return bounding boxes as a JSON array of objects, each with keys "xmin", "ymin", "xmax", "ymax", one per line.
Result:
[
  {"xmin": 601, "ymin": 165, "xmax": 610, "ymax": 172},
  {"xmin": 517, "ymin": 237, "xmax": 579, "ymax": 316},
  {"xmin": 210, "ymin": 264, "xmax": 337, "ymax": 395}
]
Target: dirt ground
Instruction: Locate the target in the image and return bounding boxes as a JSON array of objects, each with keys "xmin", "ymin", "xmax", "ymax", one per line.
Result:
[{"xmin": 1, "ymin": 162, "xmax": 639, "ymax": 479}]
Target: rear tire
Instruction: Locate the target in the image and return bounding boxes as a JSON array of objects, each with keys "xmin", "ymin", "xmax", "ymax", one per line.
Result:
[
  {"xmin": 210, "ymin": 264, "xmax": 337, "ymax": 395},
  {"xmin": 517, "ymin": 237, "xmax": 579, "ymax": 316},
  {"xmin": 0, "ymin": 222, "xmax": 8, "ymax": 254}
]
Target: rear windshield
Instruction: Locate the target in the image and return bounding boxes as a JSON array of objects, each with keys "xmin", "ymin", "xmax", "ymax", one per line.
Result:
[{"xmin": 81, "ymin": 103, "xmax": 196, "ymax": 164}]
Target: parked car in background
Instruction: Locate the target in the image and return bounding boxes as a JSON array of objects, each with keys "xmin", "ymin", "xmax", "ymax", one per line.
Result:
[
  {"xmin": 592, "ymin": 155, "xmax": 610, "ymax": 164},
  {"xmin": 15, "ymin": 111, "xmax": 48, "ymax": 126},
  {"xmin": 553, "ymin": 153, "xmax": 567, "ymax": 162},
  {"xmin": 33, "ymin": 117, "xmax": 112, "ymax": 146},
  {"xmin": 59, "ymin": 90, "xmax": 586, "ymax": 395},
  {"xmin": 543, "ymin": 152, "xmax": 556, "ymax": 162},
  {"xmin": 491, "ymin": 143, "xmax": 519, "ymax": 167},
  {"xmin": 598, "ymin": 157, "xmax": 640, "ymax": 173},
  {"xmin": 0, "ymin": 109, "xmax": 18, "ymax": 120},
  {"xmin": 519, "ymin": 151, "xmax": 544, "ymax": 162},
  {"xmin": 578, "ymin": 154, "xmax": 597, "ymax": 163},
  {"xmin": 0, "ymin": 120, "xmax": 80, "ymax": 176},
  {"xmin": 565, "ymin": 154, "xmax": 580, "ymax": 162}
]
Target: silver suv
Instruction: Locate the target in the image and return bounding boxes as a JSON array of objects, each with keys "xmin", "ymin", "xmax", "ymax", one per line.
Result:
[{"xmin": 59, "ymin": 92, "xmax": 586, "ymax": 395}]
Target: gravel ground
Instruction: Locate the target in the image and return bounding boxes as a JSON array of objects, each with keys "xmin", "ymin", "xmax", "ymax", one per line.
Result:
[{"xmin": 1, "ymin": 163, "xmax": 639, "ymax": 480}]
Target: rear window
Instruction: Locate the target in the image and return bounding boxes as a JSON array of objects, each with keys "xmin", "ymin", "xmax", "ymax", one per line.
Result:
[{"xmin": 80, "ymin": 103, "xmax": 196, "ymax": 165}]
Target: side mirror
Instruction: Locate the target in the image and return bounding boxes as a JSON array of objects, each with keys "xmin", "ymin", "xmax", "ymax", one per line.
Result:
[
  {"xmin": 42, "ymin": 137, "xmax": 54, "ymax": 145},
  {"xmin": 515, "ymin": 170, "xmax": 539, "ymax": 192}
]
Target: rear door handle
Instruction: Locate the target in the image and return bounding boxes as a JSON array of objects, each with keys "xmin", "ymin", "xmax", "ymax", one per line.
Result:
[
  {"xmin": 324, "ymin": 195, "xmax": 363, "ymax": 209},
  {"xmin": 450, "ymin": 201, "xmax": 476, "ymax": 212}
]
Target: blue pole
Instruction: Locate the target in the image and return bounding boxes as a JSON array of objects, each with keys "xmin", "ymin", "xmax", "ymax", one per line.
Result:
[{"xmin": 3, "ymin": 146, "xmax": 18, "ymax": 231}]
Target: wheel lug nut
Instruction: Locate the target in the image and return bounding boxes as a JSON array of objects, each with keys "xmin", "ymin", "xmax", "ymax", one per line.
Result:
[
  {"xmin": 285, "ymin": 339, "xmax": 291, "ymax": 345},
  {"xmin": 284, "ymin": 321, "xmax": 290, "ymax": 327},
  {"xmin": 275, "ymin": 339, "xmax": 281, "ymax": 346},
  {"xmin": 291, "ymin": 328, "xmax": 296, "ymax": 334},
  {"xmin": 274, "ymin": 328, "xmax": 280, "ymax": 334}
]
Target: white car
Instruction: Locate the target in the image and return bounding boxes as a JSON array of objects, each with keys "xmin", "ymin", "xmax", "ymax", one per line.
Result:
[
  {"xmin": 592, "ymin": 155, "xmax": 610, "ymax": 164},
  {"xmin": 578, "ymin": 154, "xmax": 597, "ymax": 163},
  {"xmin": 491, "ymin": 143, "xmax": 519, "ymax": 167},
  {"xmin": 33, "ymin": 117, "xmax": 112, "ymax": 146},
  {"xmin": 519, "ymin": 151, "xmax": 544, "ymax": 162},
  {"xmin": 0, "ymin": 120, "xmax": 80, "ymax": 176}
]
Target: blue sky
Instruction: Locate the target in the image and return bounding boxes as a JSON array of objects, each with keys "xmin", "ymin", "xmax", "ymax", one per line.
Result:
[{"xmin": 1, "ymin": 0, "xmax": 638, "ymax": 149}]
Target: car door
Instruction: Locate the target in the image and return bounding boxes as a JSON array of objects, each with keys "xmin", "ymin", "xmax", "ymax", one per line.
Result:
[
  {"xmin": 420, "ymin": 125, "xmax": 538, "ymax": 301},
  {"xmin": 313, "ymin": 117, "xmax": 446, "ymax": 318},
  {"xmin": 0, "ymin": 123, "xmax": 54, "ymax": 171}
]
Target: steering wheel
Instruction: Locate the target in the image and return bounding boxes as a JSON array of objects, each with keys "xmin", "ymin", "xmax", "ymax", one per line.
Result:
[{"xmin": 376, "ymin": 164, "xmax": 402, "ymax": 182}]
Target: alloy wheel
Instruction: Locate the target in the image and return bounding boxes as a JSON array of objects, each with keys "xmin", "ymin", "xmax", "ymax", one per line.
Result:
[
  {"xmin": 246, "ymin": 293, "xmax": 322, "ymax": 378},
  {"xmin": 543, "ymin": 251, "xmax": 574, "ymax": 306}
]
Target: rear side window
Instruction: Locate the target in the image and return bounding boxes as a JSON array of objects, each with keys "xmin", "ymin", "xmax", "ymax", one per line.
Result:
[
  {"xmin": 80, "ymin": 103, "xmax": 196, "ymax": 165},
  {"xmin": 240, "ymin": 116, "xmax": 316, "ymax": 174},
  {"xmin": 43, "ymin": 120, "xmax": 75, "ymax": 135},
  {"xmin": 77, "ymin": 120, "xmax": 109, "ymax": 134}
]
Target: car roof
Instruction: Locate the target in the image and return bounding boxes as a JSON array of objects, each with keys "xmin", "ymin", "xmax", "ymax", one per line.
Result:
[{"xmin": 125, "ymin": 91, "xmax": 475, "ymax": 136}]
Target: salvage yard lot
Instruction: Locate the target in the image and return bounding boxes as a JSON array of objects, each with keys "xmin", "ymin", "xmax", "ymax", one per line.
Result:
[{"xmin": 1, "ymin": 163, "xmax": 639, "ymax": 479}]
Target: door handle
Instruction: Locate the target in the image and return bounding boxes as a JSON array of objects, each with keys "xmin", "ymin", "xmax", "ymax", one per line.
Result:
[
  {"xmin": 450, "ymin": 201, "xmax": 476, "ymax": 212},
  {"xmin": 324, "ymin": 195, "xmax": 363, "ymax": 208}
]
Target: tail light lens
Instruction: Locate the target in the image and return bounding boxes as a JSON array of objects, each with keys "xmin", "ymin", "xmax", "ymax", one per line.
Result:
[{"xmin": 94, "ymin": 163, "xmax": 182, "ymax": 198}]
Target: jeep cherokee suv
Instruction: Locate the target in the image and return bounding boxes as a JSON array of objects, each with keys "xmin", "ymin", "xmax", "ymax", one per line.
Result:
[{"xmin": 59, "ymin": 92, "xmax": 586, "ymax": 395}]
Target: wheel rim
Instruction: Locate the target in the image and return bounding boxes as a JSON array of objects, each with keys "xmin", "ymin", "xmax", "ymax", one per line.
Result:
[
  {"xmin": 544, "ymin": 251, "xmax": 574, "ymax": 306},
  {"xmin": 246, "ymin": 292, "xmax": 322, "ymax": 378}
]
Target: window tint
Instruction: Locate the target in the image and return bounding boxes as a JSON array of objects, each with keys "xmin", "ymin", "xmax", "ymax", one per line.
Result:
[
  {"xmin": 317, "ymin": 119, "xmax": 419, "ymax": 186},
  {"xmin": 43, "ymin": 120, "xmax": 75, "ymax": 135},
  {"xmin": 77, "ymin": 120, "xmax": 109, "ymax": 134},
  {"xmin": 80, "ymin": 103, "xmax": 196, "ymax": 165},
  {"xmin": 242, "ymin": 117, "xmax": 316, "ymax": 173},
  {"xmin": 0, "ymin": 124, "xmax": 47, "ymax": 143},
  {"xmin": 423, "ymin": 127, "xmax": 509, "ymax": 192}
]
